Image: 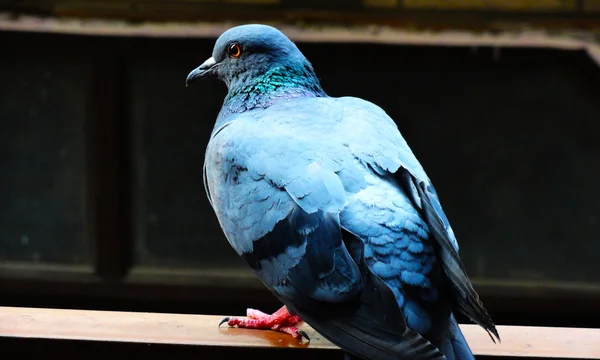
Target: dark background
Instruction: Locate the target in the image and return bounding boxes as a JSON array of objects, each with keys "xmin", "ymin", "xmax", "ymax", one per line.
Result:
[{"xmin": 1, "ymin": 0, "xmax": 600, "ymax": 330}]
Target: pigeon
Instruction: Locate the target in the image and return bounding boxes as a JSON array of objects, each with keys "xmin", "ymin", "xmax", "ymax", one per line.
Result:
[{"xmin": 186, "ymin": 24, "xmax": 499, "ymax": 360}]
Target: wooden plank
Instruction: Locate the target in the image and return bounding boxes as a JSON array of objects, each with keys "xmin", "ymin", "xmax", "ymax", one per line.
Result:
[
  {"xmin": 0, "ymin": 15, "xmax": 595, "ymax": 46},
  {"xmin": 1, "ymin": 307, "xmax": 599, "ymax": 358}
]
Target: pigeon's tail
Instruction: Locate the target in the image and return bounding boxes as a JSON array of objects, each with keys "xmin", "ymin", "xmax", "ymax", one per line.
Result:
[
  {"xmin": 436, "ymin": 315, "xmax": 475, "ymax": 360},
  {"xmin": 341, "ymin": 315, "xmax": 473, "ymax": 360}
]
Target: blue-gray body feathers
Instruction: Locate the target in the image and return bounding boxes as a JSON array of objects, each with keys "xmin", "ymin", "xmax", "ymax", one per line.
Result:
[{"xmin": 197, "ymin": 24, "xmax": 499, "ymax": 360}]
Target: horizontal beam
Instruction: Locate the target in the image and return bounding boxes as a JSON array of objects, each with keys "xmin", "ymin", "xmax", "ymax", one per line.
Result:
[
  {"xmin": 1, "ymin": 306, "xmax": 599, "ymax": 359},
  {"xmin": 0, "ymin": 15, "xmax": 598, "ymax": 68}
]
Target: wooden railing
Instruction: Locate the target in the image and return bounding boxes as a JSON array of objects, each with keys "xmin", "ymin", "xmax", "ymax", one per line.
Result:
[{"xmin": 1, "ymin": 306, "xmax": 599, "ymax": 360}]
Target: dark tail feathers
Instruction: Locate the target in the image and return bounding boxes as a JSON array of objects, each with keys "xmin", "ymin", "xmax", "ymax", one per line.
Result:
[{"xmin": 436, "ymin": 315, "xmax": 475, "ymax": 360}]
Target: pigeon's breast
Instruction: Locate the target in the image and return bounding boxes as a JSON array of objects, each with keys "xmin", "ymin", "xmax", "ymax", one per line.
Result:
[{"xmin": 204, "ymin": 120, "xmax": 296, "ymax": 255}]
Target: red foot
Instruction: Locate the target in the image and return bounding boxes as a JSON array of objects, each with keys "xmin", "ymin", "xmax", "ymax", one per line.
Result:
[{"xmin": 219, "ymin": 306, "xmax": 309, "ymax": 341}]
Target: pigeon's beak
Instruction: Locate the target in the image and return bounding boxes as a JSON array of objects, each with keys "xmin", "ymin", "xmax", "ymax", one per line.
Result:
[{"xmin": 186, "ymin": 57, "xmax": 219, "ymax": 86}]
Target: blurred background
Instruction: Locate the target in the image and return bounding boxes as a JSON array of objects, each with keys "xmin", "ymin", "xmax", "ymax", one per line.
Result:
[{"xmin": 0, "ymin": 0, "xmax": 599, "ymax": 329}]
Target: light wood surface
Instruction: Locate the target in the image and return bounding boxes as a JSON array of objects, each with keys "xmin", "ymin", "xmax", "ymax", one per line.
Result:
[{"xmin": 1, "ymin": 306, "xmax": 599, "ymax": 358}]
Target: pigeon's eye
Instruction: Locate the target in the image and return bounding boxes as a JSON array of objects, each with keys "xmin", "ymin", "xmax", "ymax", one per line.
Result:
[{"xmin": 228, "ymin": 43, "xmax": 242, "ymax": 58}]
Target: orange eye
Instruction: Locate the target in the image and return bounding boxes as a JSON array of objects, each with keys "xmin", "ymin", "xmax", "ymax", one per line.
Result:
[{"xmin": 228, "ymin": 43, "xmax": 242, "ymax": 58}]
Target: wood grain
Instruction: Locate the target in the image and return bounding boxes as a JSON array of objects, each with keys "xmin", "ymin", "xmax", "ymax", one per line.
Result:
[{"xmin": 1, "ymin": 307, "xmax": 599, "ymax": 358}]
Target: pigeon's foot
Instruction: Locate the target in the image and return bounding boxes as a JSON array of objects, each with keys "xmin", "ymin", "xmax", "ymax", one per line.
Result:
[{"xmin": 219, "ymin": 306, "xmax": 309, "ymax": 341}]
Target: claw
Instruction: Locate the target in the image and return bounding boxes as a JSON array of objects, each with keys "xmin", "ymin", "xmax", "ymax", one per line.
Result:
[
  {"xmin": 218, "ymin": 317, "xmax": 231, "ymax": 327},
  {"xmin": 217, "ymin": 306, "xmax": 306, "ymax": 341},
  {"xmin": 297, "ymin": 329, "xmax": 311, "ymax": 342}
]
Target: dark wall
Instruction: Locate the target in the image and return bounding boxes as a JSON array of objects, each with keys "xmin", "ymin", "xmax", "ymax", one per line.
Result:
[{"xmin": 1, "ymin": 30, "xmax": 599, "ymax": 326}]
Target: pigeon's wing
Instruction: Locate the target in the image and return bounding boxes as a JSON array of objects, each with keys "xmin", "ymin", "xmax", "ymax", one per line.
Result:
[
  {"xmin": 339, "ymin": 97, "xmax": 499, "ymax": 342},
  {"xmin": 285, "ymin": 227, "xmax": 445, "ymax": 360},
  {"xmin": 204, "ymin": 116, "xmax": 445, "ymax": 360}
]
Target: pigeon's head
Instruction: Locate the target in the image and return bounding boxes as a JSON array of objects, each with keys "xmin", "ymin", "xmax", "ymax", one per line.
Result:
[{"xmin": 186, "ymin": 24, "xmax": 317, "ymax": 90}]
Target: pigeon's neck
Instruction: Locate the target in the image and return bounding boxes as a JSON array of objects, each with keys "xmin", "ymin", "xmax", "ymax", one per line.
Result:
[{"xmin": 218, "ymin": 64, "xmax": 326, "ymax": 120}]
